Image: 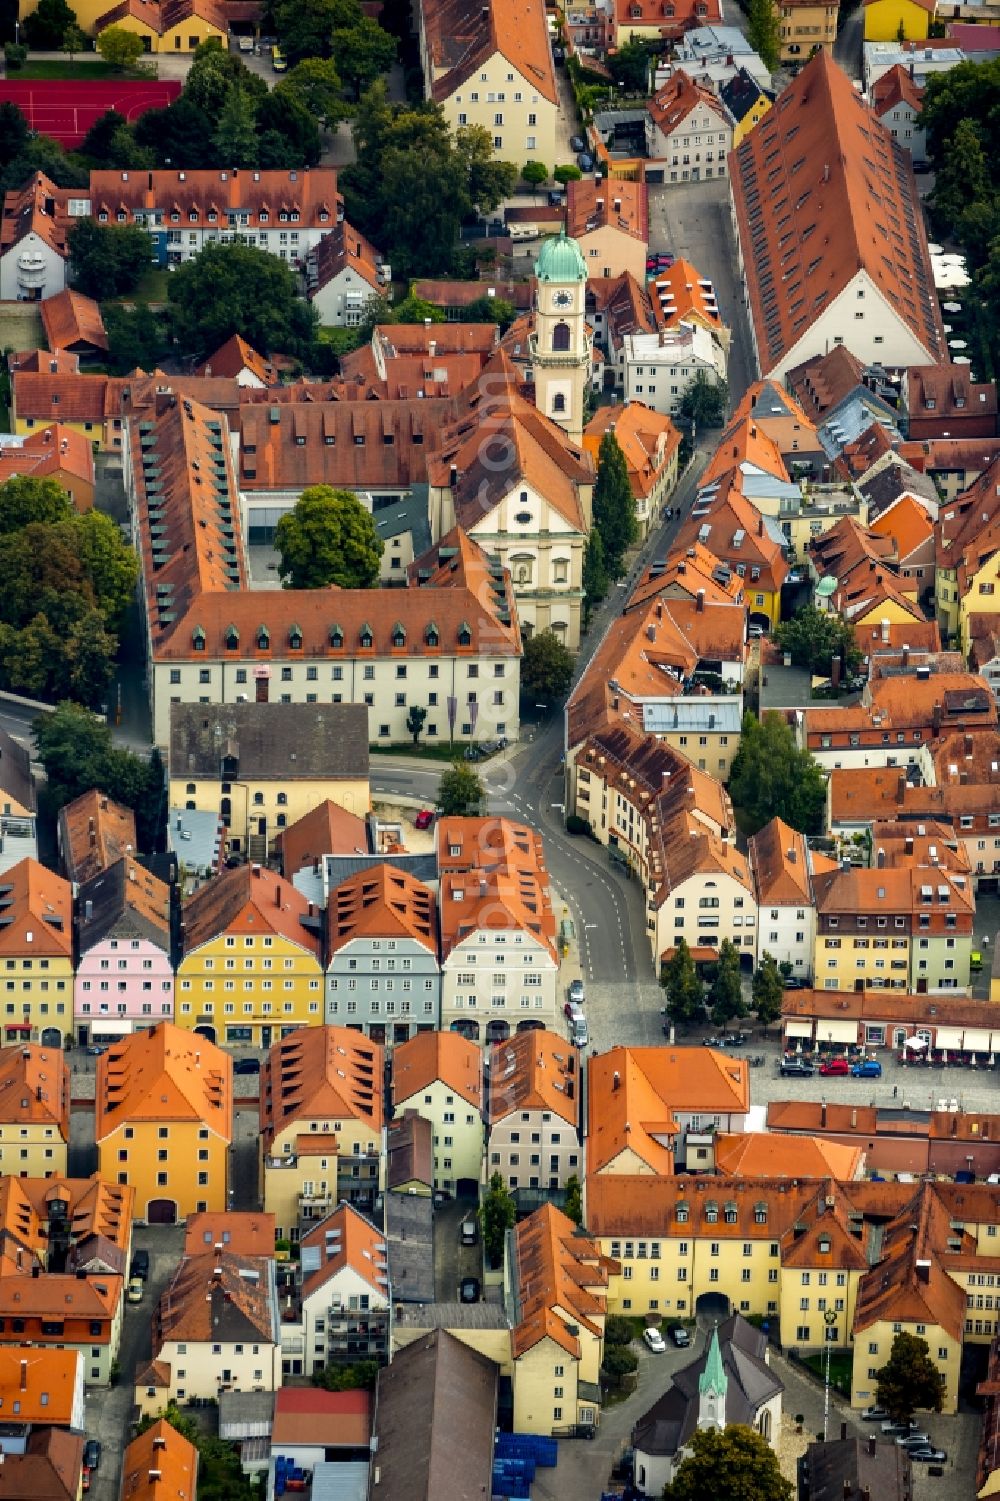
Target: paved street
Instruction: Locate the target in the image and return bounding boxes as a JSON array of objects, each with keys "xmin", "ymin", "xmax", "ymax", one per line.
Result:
[{"xmin": 647, "ymin": 178, "xmax": 755, "ymax": 408}]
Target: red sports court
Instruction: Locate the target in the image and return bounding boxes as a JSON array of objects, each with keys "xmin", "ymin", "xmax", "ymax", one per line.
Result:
[{"xmin": 0, "ymin": 79, "xmax": 181, "ymax": 148}]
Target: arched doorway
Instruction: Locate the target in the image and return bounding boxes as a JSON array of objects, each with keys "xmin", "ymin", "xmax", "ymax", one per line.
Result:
[
  {"xmin": 695, "ymin": 1291, "xmax": 731, "ymax": 1326},
  {"xmin": 516, "ymin": 1019, "xmax": 544, "ymax": 1034},
  {"xmin": 486, "ymin": 1019, "xmax": 510, "ymax": 1043},
  {"xmin": 450, "ymin": 1020, "xmax": 480, "ymax": 1041},
  {"xmin": 147, "ymin": 1199, "xmax": 177, "ymax": 1224},
  {"xmin": 194, "ymin": 1025, "xmax": 216, "ymax": 1043},
  {"xmin": 39, "ymin": 1028, "xmax": 62, "ymax": 1049}
]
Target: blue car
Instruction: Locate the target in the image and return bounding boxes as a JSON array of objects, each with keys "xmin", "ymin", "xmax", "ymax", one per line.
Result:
[{"xmin": 851, "ymin": 1059, "xmax": 882, "ymax": 1078}]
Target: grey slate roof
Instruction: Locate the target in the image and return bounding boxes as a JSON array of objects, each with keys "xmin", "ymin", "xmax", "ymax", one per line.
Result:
[
  {"xmin": 0, "ymin": 729, "xmax": 34, "ymax": 813},
  {"xmin": 372, "ymin": 1329, "xmax": 498, "ymax": 1501},
  {"xmin": 632, "ymin": 1314, "xmax": 782, "ymax": 1458},
  {"xmin": 77, "ymin": 858, "xmax": 171, "ymax": 958},
  {"xmin": 385, "ymin": 1190, "xmax": 434, "ymax": 1304},
  {"xmin": 801, "ymin": 1436, "xmax": 912, "ymax": 1501},
  {"xmin": 373, "ymin": 487, "xmax": 432, "ymax": 556},
  {"xmin": 169, "ymin": 702, "xmax": 370, "ymax": 781},
  {"xmin": 860, "ymin": 460, "xmax": 940, "ymax": 519}
]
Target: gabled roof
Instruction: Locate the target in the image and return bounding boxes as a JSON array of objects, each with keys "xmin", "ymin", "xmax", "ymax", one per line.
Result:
[
  {"xmin": 869, "ymin": 61, "xmax": 925, "ymax": 117},
  {"xmin": 77, "ymin": 858, "xmax": 171, "ymax": 958},
  {"xmin": 731, "ymin": 52, "xmax": 945, "ymax": 373},
  {"xmin": 0, "ymin": 174, "xmax": 74, "ymax": 258},
  {"xmin": 0, "ymin": 1349, "xmax": 81, "ymax": 1428},
  {"xmin": 0, "ymin": 858, "xmax": 72, "ymax": 959},
  {"xmin": 587, "ymin": 1046, "xmax": 748, "ymax": 1174},
  {"xmin": 170, "ymin": 702, "xmax": 369, "ymax": 783},
  {"xmin": 868, "ymin": 492, "xmax": 935, "ymax": 564},
  {"xmin": 437, "ymin": 817, "xmax": 557, "ymax": 961},
  {"xmin": 675, "ymin": 472, "xmax": 789, "ymax": 594},
  {"xmin": 584, "ymin": 402, "xmax": 682, "ymax": 500},
  {"xmin": 259, "ymin": 1026, "xmax": 383, "ymax": 1151},
  {"xmin": 195, "ymin": 333, "xmax": 272, "ymax": 383},
  {"xmin": 154, "ymin": 1251, "xmax": 276, "ymax": 1348},
  {"xmin": 511, "ymin": 1203, "xmax": 616, "ymax": 1358},
  {"xmin": 393, "ymin": 1030, "xmax": 482, "ymax": 1111},
  {"xmin": 183, "ymin": 1211, "xmax": 276, "ymax": 1259},
  {"xmin": 714, "ymin": 1131, "xmax": 863, "ymax": 1179},
  {"xmin": 121, "ymin": 1420, "xmax": 198, "ymax": 1501},
  {"xmin": 0, "ymin": 728, "xmax": 34, "ymax": 814},
  {"xmin": 719, "ymin": 66, "xmax": 770, "ymax": 124},
  {"xmin": 907, "ymin": 363, "xmax": 998, "ymax": 425},
  {"xmin": 298, "ymin": 1201, "xmax": 389, "ymax": 1301},
  {"xmin": 748, "ymin": 816, "xmax": 813, "ymax": 906},
  {"xmin": 701, "ymin": 411, "xmax": 789, "ymax": 487},
  {"xmin": 58, "ymin": 791, "xmax": 135, "ymax": 886},
  {"xmin": 853, "ymin": 1182, "xmax": 968, "ymax": 1340},
  {"xmin": 0, "ymin": 1043, "xmax": 69, "ymax": 1137},
  {"xmin": 328, "ymin": 864, "xmax": 438, "ymax": 959},
  {"xmin": 787, "ymin": 346, "xmax": 870, "ymax": 421},
  {"xmin": 487, "ymin": 1028, "xmax": 579, "ymax": 1125},
  {"xmin": 647, "ymin": 257, "xmax": 724, "ymax": 335},
  {"xmin": 307, "ymin": 219, "xmax": 383, "ymax": 300},
  {"xmin": 95, "ymin": 1022, "xmax": 232, "ymax": 1141},
  {"xmin": 278, "ymin": 799, "xmax": 370, "ymax": 875},
  {"xmin": 181, "ymin": 863, "xmax": 323, "ymax": 961},
  {"xmin": 40, "ymin": 290, "xmax": 107, "ymax": 354},
  {"xmin": 421, "ymin": 0, "xmax": 557, "ymax": 104},
  {"xmin": 566, "ymin": 178, "xmax": 648, "ymax": 245},
  {"xmin": 0, "ymin": 1428, "xmax": 83, "ymax": 1501},
  {"xmin": 648, "ymin": 70, "xmax": 728, "ymax": 137}
]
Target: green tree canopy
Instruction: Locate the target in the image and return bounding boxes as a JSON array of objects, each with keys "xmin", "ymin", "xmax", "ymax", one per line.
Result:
[
  {"xmin": 0, "ymin": 101, "xmax": 28, "ymax": 166},
  {"xmin": 522, "ymin": 160, "xmax": 548, "ymax": 186},
  {"xmin": 101, "ymin": 303, "xmax": 167, "ymax": 376},
  {"xmin": 607, "ymin": 38, "xmax": 650, "ymax": 92},
  {"xmin": 34, "ymin": 702, "xmax": 160, "ymax": 827},
  {"xmin": 728, "ymin": 711, "xmax": 826, "ymax": 836},
  {"xmin": 553, "ymin": 163, "xmax": 582, "ymax": 184},
  {"xmin": 274, "ymin": 486, "xmax": 383, "ymax": 590},
  {"xmin": 522, "ymin": 630, "xmax": 574, "ymax": 700},
  {"xmin": 213, "ymin": 86, "xmax": 259, "ymax": 168},
  {"xmin": 774, "ymin": 606, "xmax": 861, "ymax": 678},
  {"xmin": 62, "ymin": 22, "xmax": 85, "ymax": 57},
  {"xmin": 479, "ymin": 1170, "xmax": 515, "ymax": 1267},
  {"xmin": 662, "ymin": 937, "xmax": 704, "ymax": 1028},
  {"xmin": 665, "ymin": 1426, "xmax": 793, "ymax": 1501},
  {"xmin": 583, "ymin": 530, "xmax": 609, "ymax": 619},
  {"xmin": 593, "ymin": 431, "xmax": 637, "ymax": 578},
  {"xmin": 0, "ymin": 475, "xmax": 73, "ymax": 533},
  {"xmin": 564, "ymin": 1173, "xmax": 582, "ymax": 1225},
  {"xmin": 875, "ymin": 1333, "xmax": 946, "ymax": 1423},
  {"xmin": 752, "ymin": 952, "xmax": 784, "ymax": 1031},
  {"xmin": 79, "ymin": 108, "xmax": 153, "ymax": 170},
  {"xmin": 164, "ymin": 240, "xmax": 318, "ymax": 360},
  {"xmin": 0, "ymin": 133, "xmax": 88, "ymax": 194},
  {"xmin": 277, "ymin": 58, "xmax": 345, "ymax": 126},
  {"xmin": 436, "ymin": 761, "xmax": 484, "ymax": 816},
  {"xmin": 333, "ymin": 14, "xmax": 397, "ymax": 97},
  {"xmin": 312, "ymin": 1359, "xmax": 378, "ymax": 1391},
  {"xmin": 134, "ymin": 1404, "xmax": 251, "ymax": 1501},
  {"xmin": 96, "ymin": 24, "xmax": 146, "ymax": 70},
  {"xmin": 68, "ymin": 219, "xmax": 151, "ymax": 299},
  {"xmin": 256, "ymin": 89, "xmax": 322, "ymax": 169},
  {"xmin": 930, "ymin": 116, "xmax": 990, "ymax": 237},
  {"xmin": 679, "ymin": 370, "xmax": 728, "ymax": 428},
  {"xmin": 23, "ymin": 0, "xmax": 74, "ymax": 49},
  {"xmin": 709, "ymin": 938, "xmax": 745, "ymax": 1027},
  {"xmin": 746, "ymin": 0, "xmax": 781, "ymax": 72},
  {"xmin": 405, "ymin": 705, "xmax": 427, "ymax": 746}
]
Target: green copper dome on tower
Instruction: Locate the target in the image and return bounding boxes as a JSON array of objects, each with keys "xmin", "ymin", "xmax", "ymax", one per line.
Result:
[
  {"xmin": 535, "ymin": 229, "xmax": 587, "ymax": 283},
  {"xmin": 699, "ymin": 1325, "xmax": 728, "ymax": 1398}
]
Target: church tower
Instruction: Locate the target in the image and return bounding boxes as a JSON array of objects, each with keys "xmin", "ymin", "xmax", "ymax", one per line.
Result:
[
  {"xmin": 531, "ymin": 230, "xmax": 591, "ymax": 443},
  {"xmin": 697, "ymin": 1325, "xmax": 728, "ymax": 1431}
]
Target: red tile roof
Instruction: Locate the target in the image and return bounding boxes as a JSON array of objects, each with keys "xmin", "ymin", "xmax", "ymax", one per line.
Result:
[
  {"xmin": 393, "ymin": 1030, "xmax": 482, "ymax": 1111},
  {"xmin": 421, "ymin": 0, "xmax": 558, "ymax": 105},
  {"xmin": 869, "ymin": 62, "xmax": 925, "ymax": 118},
  {"xmin": 730, "ymin": 51, "xmax": 945, "ymax": 374},
  {"xmin": 307, "ymin": 219, "xmax": 383, "ymax": 300},
  {"xmin": 121, "ymin": 1421, "xmax": 198, "ymax": 1501},
  {"xmin": 58, "ymin": 791, "xmax": 136, "ymax": 885},
  {"xmin": 89, "ymin": 168, "xmax": 339, "ymax": 232},
  {"xmin": 95, "ymin": 1022, "xmax": 232, "ymax": 1141},
  {"xmin": 648, "ymin": 70, "xmax": 728, "ymax": 139},
  {"xmin": 182, "ymin": 863, "xmax": 323, "ymax": 962},
  {"xmin": 40, "ymin": 291, "xmax": 107, "ymax": 354},
  {"xmin": 567, "ymin": 178, "xmax": 648, "ymax": 245}
]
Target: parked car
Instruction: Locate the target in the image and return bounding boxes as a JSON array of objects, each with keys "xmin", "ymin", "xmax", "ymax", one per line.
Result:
[
  {"xmin": 668, "ymin": 1325, "xmax": 690, "ymax": 1347},
  {"xmin": 569, "ymin": 135, "xmax": 586, "ymax": 152},
  {"xmin": 748, "ymin": 624, "xmax": 765, "ymax": 638},
  {"xmin": 565, "ymin": 999, "xmax": 585, "ymax": 1022},
  {"xmin": 461, "ymin": 1216, "xmax": 478, "ymax": 1246},
  {"xmin": 782, "ymin": 976, "xmax": 806, "ymax": 989},
  {"xmin": 861, "ymin": 1406, "xmax": 888, "ymax": 1422},
  {"xmin": 780, "ymin": 1058, "xmax": 815, "ymax": 1077},
  {"xmin": 82, "ymin": 1469, "xmax": 91, "ymax": 1493},
  {"xmin": 414, "ymin": 809, "xmax": 435, "ymax": 830},
  {"xmin": 643, "ymin": 1327, "xmax": 666, "ymax": 1353},
  {"xmin": 909, "ymin": 1448, "xmax": 947, "ymax": 1463},
  {"xmin": 237, "ymin": 33, "xmax": 253, "ymax": 49},
  {"xmin": 460, "ymin": 1276, "xmax": 481, "ymax": 1303},
  {"xmin": 568, "ymin": 979, "xmax": 585, "ymax": 1005},
  {"xmin": 882, "ymin": 1418, "xmax": 919, "ymax": 1434},
  {"xmin": 896, "ymin": 1432, "xmax": 931, "ymax": 1449},
  {"xmin": 85, "ymin": 1044, "xmax": 106, "ymax": 1056},
  {"xmin": 852, "ymin": 1059, "xmax": 882, "ymax": 1078},
  {"xmin": 571, "ymin": 1014, "xmax": 589, "ymax": 1048},
  {"xmin": 234, "ymin": 1057, "xmax": 260, "ymax": 1075},
  {"xmin": 130, "ymin": 1249, "xmax": 150, "ymax": 1281},
  {"xmin": 577, "ymin": 153, "xmax": 594, "ymax": 171},
  {"xmin": 127, "ymin": 1277, "xmax": 144, "ymax": 1304},
  {"xmin": 547, "ymin": 189, "xmax": 565, "ymax": 206},
  {"xmin": 432, "ymin": 1188, "xmax": 452, "ymax": 1206},
  {"xmin": 819, "ymin": 1058, "xmax": 849, "ymax": 1076},
  {"xmin": 83, "ymin": 1441, "xmax": 101, "ymax": 1472}
]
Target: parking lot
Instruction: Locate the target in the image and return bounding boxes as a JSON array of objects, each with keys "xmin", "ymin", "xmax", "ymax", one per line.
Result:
[{"xmin": 433, "ymin": 1198, "xmax": 484, "ymax": 1304}]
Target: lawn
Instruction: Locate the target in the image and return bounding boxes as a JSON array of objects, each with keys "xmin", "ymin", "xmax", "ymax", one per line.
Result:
[
  {"xmin": 122, "ymin": 268, "xmax": 172, "ymax": 306},
  {"xmin": 369, "ymin": 741, "xmax": 497, "ymax": 764},
  {"xmin": 803, "ymin": 1350, "xmax": 853, "ymax": 1397},
  {"xmin": 17, "ymin": 61, "xmax": 134, "ymax": 79}
]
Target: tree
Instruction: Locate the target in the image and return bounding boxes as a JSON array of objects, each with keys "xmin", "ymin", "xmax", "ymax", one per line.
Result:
[
  {"xmin": 313, "ymin": 1359, "xmax": 378, "ymax": 1391},
  {"xmin": 457, "ymin": 123, "xmax": 517, "ymax": 211},
  {"xmin": 256, "ymin": 90, "xmax": 322, "ymax": 169},
  {"xmin": 522, "ymin": 160, "xmax": 548, "ymax": 187},
  {"xmin": 931, "ymin": 116, "xmax": 990, "ymax": 236},
  {"xmin": 63, "ymin": 22, "xmax": 85, "ymax": 58},
  {"xmin": 182, "ymin": 41, "xmax": 267, "ymax": 121},
  {"xmin": 33, "ymin": 702, "xmax": 154, "ymax": 814},
  {"xmin": 387, "ymin": 292, "xmax": 445, "ymax": 325},
  {"xmin": 752, "ymin": 953, "xmax": 784, "ymax": 1032},
  {"xmin": 436, "ymin": 761, "xmax": 484, "ymax": 816},
  {"xmin": 522, "ymin": 630, "xmax": 574, "ymax": 701},
  {"xmin": 1, "ymin": 133, "xmax": 87, "ymax": 194},
  {"xmin": 479, "ymin": 1171, "xmax": 515, "ymax": 1267},
  {"xmin": 582, "ymin": 531, "xmax": 609, "ymax": 618},
  {"xmin": 273, "ymin": 0, "xmax": 341, "ymax": 64},
  {"xmin": 875, "ymin": 1333, "xmax": 946, "ymax": 1423},
  {"xmin": 679, "ymin": 370, "xmax": 728, "ymax": 429},
  {"xmin": 68, "ymin": 510, "xmax": 140, "ymax": 632},
  {"xmin": 662, "ymin": 937, "xmax": 704, "ymax": 1028},
  {"xmin": 775, "ymin": 607, "xmax": 861, "ymax": 679},
  {"xmin": 0, "ymin": 475, "xmax": 72, "ymax": 533},
  {"xmin": 593, "ymin": 431, "xmax": 637, "ymax": 578},
  {"xmin": 68, "ymin": 219, "xmax": 151, "ymax": 299},
  {"xmin": 921, "ymin": 58, "xmax": 1000, "ymax": 176},
  {"xmin": 665, "ymin": 1426, "xmax": 793, "ymax": 1501},
  {"xmin": 605, "ymin": 1314, "xmax": 634, "ymax": 1346},
  {"xmin": 709, "ymin": 938, "xmax": 745, "ymax": 1027},
  {"xmin": 405, "ymin": 705, "xmax": 427, "ymax": 747},
  {"xmin": 164, "ymin": 240, "xmax": 318, "ymax": 360},
  {"xmin": 96, "ymin": 24, "xmax": 146, "ymax": 70},
  {"xmin": 23, "ymin": 0, "xmax": 74, "ymax": 48},
  {"xmin": 553, "ymin": 163, "xmax": 583, "ymax": 184},
  {"xmin": 0, "ymin": 102, "xmax": 28, "ymax": 167},
  {"xmin": 564, "ymin": 1173, "xmax": 582, "ymax": 1226},
  {"xmin": 746, "ymin": 0, "xmax": 781, "ymax": 72},
  {"xmin": 332, "ymin": 15, "xmax": 397, "ymax": 98},
  {"xmin": 79, "ymin": 108, "xmax": 151, "ymax": 169},
  {"xmin": 602, "ymin": 1344, "xmax": 638, "ymax": 1379},
  {"xmin": 278, "ymin": 58, "xmax": 344, "ymax": 127},
  {"xmin": 101, "ymin": 302, "xmax": 167, "ymax": 376},
  {"xmin": 728, "ymin": 711, "xmax": 827, "ymax": 836},
  {"xmin": 458, "ymin": 295, "xmax": 515, "ymax": 329},
  {"xmin": 135, "ymin": 1403, "xmax": 252, "ymax": 1501},
  {"xmin": 134, "ymin": 96, "xmax": 219, "ymax": 170},
  {"xmin": 274, "ymin": 486, "xmax": 383, "ymax": 590},
  {"xmin": 213, "ymin": 86, "xmax": 258, "ymax": 168},
  {"xmin": 607, "ymin": 38, "xmax": 650, "ymax": 93}
]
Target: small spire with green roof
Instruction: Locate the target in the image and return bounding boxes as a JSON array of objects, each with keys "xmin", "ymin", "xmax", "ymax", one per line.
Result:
[{"xmin": 699, "ymin": 1323, "xmax": 728, "ymax": 1399}]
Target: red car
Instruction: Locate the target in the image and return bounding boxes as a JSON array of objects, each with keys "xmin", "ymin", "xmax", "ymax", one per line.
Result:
[
  {"xmin": 414, "ymin": 809, "xmax": 435, "ymax": 830},
  {"xmin": 82, "ymin": 1470, "xmax": 92, "ymax": 1493},
  {"xmin": 818, "ymin": 1057, "xmax": 849, "ymax": 1076}
]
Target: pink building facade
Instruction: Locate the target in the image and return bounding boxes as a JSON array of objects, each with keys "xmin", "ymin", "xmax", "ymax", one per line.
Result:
[{"xmin": 75, "ymin": 935, "xmax": 174, "ymax": 1044}]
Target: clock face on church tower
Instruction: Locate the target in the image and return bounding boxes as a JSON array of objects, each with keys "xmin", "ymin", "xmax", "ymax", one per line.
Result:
[{"xmin": 553, "ymin": 290, "xmax": 573, "ymax": 308}]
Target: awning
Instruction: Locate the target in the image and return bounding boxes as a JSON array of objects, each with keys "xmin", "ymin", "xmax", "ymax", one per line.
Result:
[
  {"xmin": 819, "ymin": 1020, "xmax": 857, "ymax": 1044},
  {"xmin": 991, "ymin": 1033, "xmax": 1000, "ymax": 1054},
  {"xmin": 964, "ymin": 1029, "xmax": 991, "ymax": 1051},
  {"xmin": 785, "ymin": 1021, "xmax": 813, "ymax": 1039},
  {"xmin": 4, "ymin": 1023, "xmax": 30, "ymax": 1033},
  {"xmin": 903, "ymin": 1036, "xmax": 928, "ymax": 1051},
  {"xmin": 934, "ymin": 1027, "xmax": 964, "ymax": 1049}
]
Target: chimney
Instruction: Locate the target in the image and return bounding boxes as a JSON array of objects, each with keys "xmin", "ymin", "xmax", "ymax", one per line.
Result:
[
  {"xmin": 788, "ymin": 847, "xmax": 796, "ymax": 864},
  {"xmin": 821, "ymin": 1101, "xmax": 827, "ymax": 1128},
  {"xmin": 612, "ymin": 1071, "xmax": 620, "ymax": 1091},
  {"xmin": 824, "ymin": 163, "xmax": 830, "ymax": 183},
  {"xmin": 275, "ymin": 883, "xmax": 282, "ymax": 907},
  {"xmin": 876, "ymin": 848, "xmax": 885, "ymax": 869},
  {"xmin": 449, "ymin": 464, "xmax": 458, "ymax": 487},
  {"xmin": 915, "ymin": 1258, "xmax": 931, "ymax": 1283},
  {"xmin": 867, "ymin": 1436, "xmax": 877, "ymax": 1457},
  {"xmin": 696, "ymin": 589, "xmax": 705, "ymax": 612},
  {"xmin": 905, "ymin": 835, "xmax": 913, "ymax": 855},
  {"xmin": 757, "ymin": 515, "xmax": 763, "ymax": 536},
  {"xmin": 902, "ymin": 646, "xmax": 909, "ymax": 667}
]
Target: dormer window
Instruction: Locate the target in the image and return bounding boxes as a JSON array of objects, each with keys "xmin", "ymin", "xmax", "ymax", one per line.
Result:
[
  {"xmin": 457, "ymin": 622, "xmax": 472, "ymax": 647},
  {"xmin": 256, "ymin": 626, "xmax": 270, "ymax": 650},
  {"xmin": 98, "ymin": 212, "xmax": 108, "ymax": 222},
  {"xmin": 225, "ymin": 626, "xmax": 239, "ymax": 651},
  {"xmin": 192, "ymin": 627, "xmax": 206, "ymax": 651},
  {"xmin": 189, "ymin": 211, "xmax": 198, "ymax": 223},
  {"xmin": 425, "ymin": 623, "xmax": 439, "ymax": 648},
  {"xmin": 170, "ymin": 212, "xmax": 179, "ymax": 223},
  {"xmin": 391, "ymin": 623, "xmax": 406, "ymax": 648},
  {"xmin": 360, "ymin": 624, "xmax": 373, "ymax": 649},
  {"xmin": 259, "ymin": 212, "xmax": 269, "ymax": 224},
  {"xmin": 289, "ymin": 625, "xmax": 303, "ymax": 650},
  {"xmin": 329, "ymin": 625, "xmax": 344, "ymax": 649}
]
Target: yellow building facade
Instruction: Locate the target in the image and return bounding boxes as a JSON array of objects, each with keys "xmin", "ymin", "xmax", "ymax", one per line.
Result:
[
  {"xmin": 814, "ymin": 931, "xmax": 911, "ymax": 991},
  {"xmin": 0, "ymin": 860, "xmax": 74, "ymax": 1047},
  {"xmin": 730, "ymin": 93, "xmax": 770, "ymax": 148},
  {"xmin": 176, "ymin": 865, "xmax": 326, "ymax": 1050},
  {"xmin": 95, "ymin": 1022, "xmax": 232, "ymax": 1223},
  {"xmin": 779, "ymin": 0, "xmax": 838, "ymax": 60},
  {"xmin": 852, "ymin": 1318, "xmax": 962, "ymax": 1414},
  {"xmin": 863, "ymin": 0, "xmax": 932, "ymax": 40}
]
